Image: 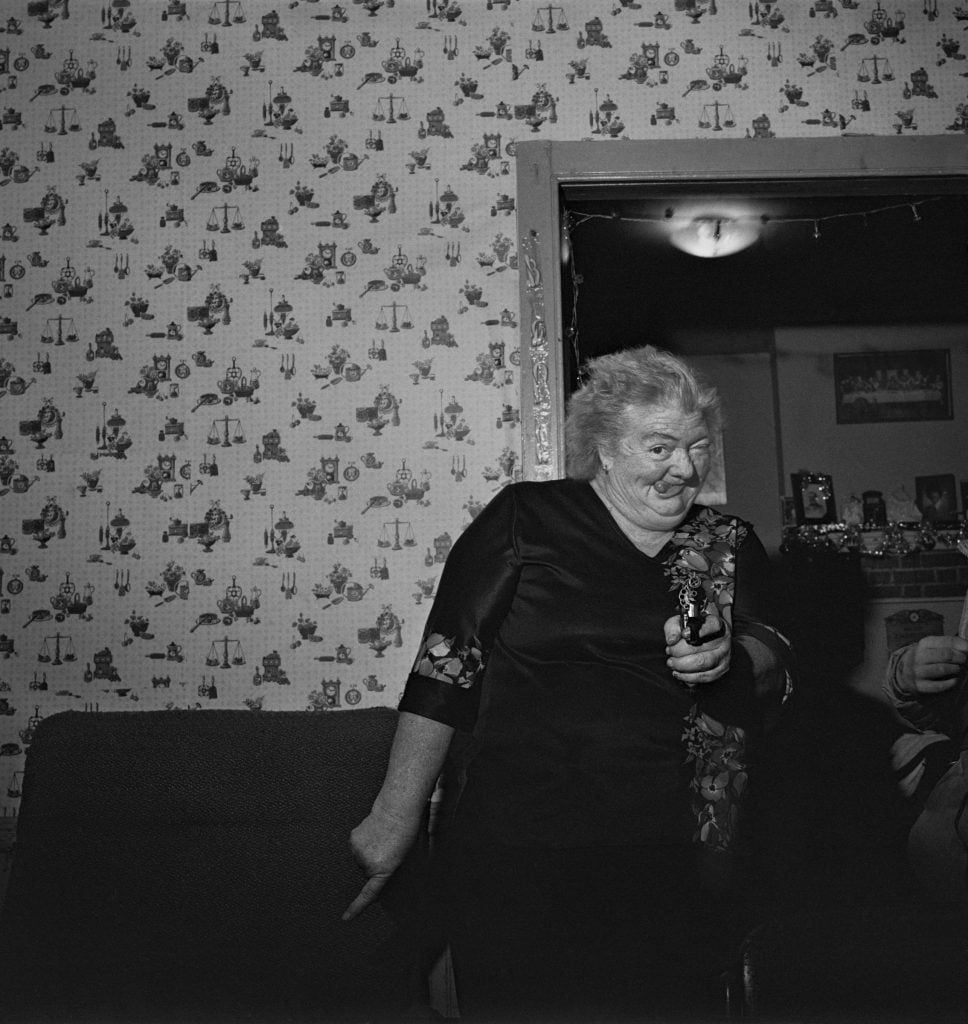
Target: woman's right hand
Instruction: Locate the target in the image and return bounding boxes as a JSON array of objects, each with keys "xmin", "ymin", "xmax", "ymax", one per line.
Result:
[
  {"xmin": 896, "ymin": 635, "xmax": 968, "ymax": 696},
  {"xmin": 342, "ymin": 800, "xmax": 421, "ymax": 921},
  {"xmin": 664, "ymin": 612, "xmax": 732, "ymax": 686}
]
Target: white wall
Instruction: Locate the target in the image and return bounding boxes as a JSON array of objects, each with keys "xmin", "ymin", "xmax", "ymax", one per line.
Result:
[
  {"xmin": 776, "ymin": 324, "xmax": 968, "ymax": 521},
  {"xmin": 691, "ymin": 352, "xmax": 783, "ymax": 552}
]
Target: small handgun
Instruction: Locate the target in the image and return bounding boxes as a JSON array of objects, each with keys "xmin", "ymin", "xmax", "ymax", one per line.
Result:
[
  {"xmin": 678, "ymin": 575, "xmax": 727, "ymax": 646},
  {"xmin": 680, "ymin": 586, "xmax": 707, "ymax": 646}
]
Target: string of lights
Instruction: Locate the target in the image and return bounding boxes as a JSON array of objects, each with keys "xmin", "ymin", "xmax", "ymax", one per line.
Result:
[
  {"xmin": 563, "ymin": 194, "xmax": 947, "ymax": 241},
  {"xmin": 562, "ymin": 193, "xmax": 955, "ymax": 389}
]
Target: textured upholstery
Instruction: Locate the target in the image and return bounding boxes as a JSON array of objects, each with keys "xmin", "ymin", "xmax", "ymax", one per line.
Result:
[
  {"xmin": 0, "ymin": 708, "xmax": 442, "ymax": 1024},
  {"xmin": 729, "ymin": 902, "xmax": 968, "ymax": 1023}
]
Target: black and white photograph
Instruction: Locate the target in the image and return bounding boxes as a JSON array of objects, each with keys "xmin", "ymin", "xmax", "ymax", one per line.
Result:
[
  {"xmin": 834, "ymin": 349, "xmax": 954, "ymax": 424},
  {"xmin": 791, "ymin": 471, "xmax": 837, "ymax": 526},
  {"xmin": 4, "ymin": 7, "xmax": 968, "ymax": 1022},
  {"xmin": 915, "ymin": 473, "xmax": 958, "ymax": 522}
]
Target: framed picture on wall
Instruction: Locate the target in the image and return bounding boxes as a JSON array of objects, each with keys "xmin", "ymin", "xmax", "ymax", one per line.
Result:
[
  {"xmin": 791, "ymin": 472, "xmax": 837, "ymax": 526},
  {"xmin": 915, "ymin": 473, "xmax": 958, "ymax": 523},
  {"xmin": 833, "ymin": 349, "xmax": 953, "ymax": 424}
]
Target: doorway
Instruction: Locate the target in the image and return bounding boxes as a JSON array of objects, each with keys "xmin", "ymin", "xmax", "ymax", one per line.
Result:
[{"xmin": 514, "ymin": 137, "xmax": 968, "ymax": 548}]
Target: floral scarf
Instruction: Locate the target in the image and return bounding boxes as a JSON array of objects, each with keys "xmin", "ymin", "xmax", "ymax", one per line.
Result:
[{"xmin": 665, "ymin": 507, "xmax": 748, "ymax": 854}]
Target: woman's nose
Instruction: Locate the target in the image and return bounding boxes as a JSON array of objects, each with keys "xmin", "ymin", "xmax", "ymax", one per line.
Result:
[{"xmin": 668, "ymin": 448, "xmax": 694, "ymax": 478}]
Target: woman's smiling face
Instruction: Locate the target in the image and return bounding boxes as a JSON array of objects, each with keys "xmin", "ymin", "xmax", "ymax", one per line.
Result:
[{"xmin": 597, "ymin": 403, "xmax": 712, "ymax": 533}]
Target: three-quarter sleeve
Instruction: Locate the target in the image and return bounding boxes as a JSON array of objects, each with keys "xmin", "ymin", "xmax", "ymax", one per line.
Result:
[{"xmin": 398, "ymin": 485, "xmax": 522, "ymax": 732}]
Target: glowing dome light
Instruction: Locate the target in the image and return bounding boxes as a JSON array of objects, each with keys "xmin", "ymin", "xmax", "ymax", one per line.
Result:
[{"xmin": 670, "ymin": 215, "xmax": 759, "ymax": 258}]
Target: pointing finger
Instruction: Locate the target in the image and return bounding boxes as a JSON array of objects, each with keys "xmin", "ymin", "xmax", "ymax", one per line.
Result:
[{"xmin": 342, "ymin": 875, "xmax": 388, "ymax": 922}]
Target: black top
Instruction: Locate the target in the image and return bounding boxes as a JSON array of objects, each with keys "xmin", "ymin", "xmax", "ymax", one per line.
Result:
[{"xmin": 400, "ymin": 479, "xmax": 789, "ymax": 847}]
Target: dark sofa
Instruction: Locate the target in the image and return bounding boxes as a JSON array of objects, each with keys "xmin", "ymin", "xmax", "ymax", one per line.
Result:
[{"xmin": 0, "ymin": 708, "xmax": 443, "ymax": 1024}]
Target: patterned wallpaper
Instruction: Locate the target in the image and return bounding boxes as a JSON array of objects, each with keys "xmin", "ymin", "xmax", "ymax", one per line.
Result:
[{"xmin": 0, "ymin": 0, "xmax": 962, "ymax": 817}]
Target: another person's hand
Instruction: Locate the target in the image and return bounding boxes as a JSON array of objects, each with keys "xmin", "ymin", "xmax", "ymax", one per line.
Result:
[
  {"xmin": 895, "ymin": 635, "xmax": 968, "ymax": 697},
  {"xmin": 342, "ymin": 799, "xmax": 420, "ymax": 921},
  {"xmin": 664, "ymin": 612, "xmax": 731, "ymax": 686}
]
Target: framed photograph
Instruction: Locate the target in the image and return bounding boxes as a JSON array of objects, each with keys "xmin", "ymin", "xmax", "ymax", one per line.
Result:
[
  {"xmin": 791, "ymin": 472, "xmax": 837, "ymax": 526},
  {"xmin": 915, "ymin": 474, "xmax": 958, "ymax": 523},
  {"xmin": 834, "ymin": 349, "xmax": 953, "ymax": 424}
]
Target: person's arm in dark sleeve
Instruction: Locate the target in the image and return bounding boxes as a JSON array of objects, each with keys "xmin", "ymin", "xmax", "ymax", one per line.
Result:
[
  {"xmin": 882, "ymin": 637, "xmax": 968, "ymax": 803},
  {"xmin": 727, "ymin": 525, "xmax": 795, "ymax": 731},
  {"xmin": 883, "ymin": 637, "xmax": 968, "ymax": 735},
  {"xmin": 398, "ymin": 483, "xmax": 523, "ymax": 733},
  {"xmin": 345, "ymin": 486, "xmax": 523, "ymax": 919}
]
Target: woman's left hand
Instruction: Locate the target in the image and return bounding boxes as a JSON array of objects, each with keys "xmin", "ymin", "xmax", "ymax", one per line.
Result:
[{"xmin": 664, "ymin": 613, "xmax": 731, "ymax": 686}]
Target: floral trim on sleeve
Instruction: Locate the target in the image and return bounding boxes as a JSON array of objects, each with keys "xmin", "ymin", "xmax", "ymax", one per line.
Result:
[
  {"xmin": 410, "ymin": 631, "xmax": 485, "ymax": 690},
  {"xmin": 665, "ymin": 508, "xmax": 748, "ymax": 854}
]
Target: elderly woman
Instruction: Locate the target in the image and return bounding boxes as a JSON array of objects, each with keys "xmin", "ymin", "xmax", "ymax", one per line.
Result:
[{"xmin": 346, "ymin": 345, "xmax": 793, "ymax": 1022}]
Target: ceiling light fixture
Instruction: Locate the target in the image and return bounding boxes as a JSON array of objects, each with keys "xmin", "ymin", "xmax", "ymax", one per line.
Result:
[{"xmin": 669, "ymin": 215, "xmax": 759, "ymax": 258}]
